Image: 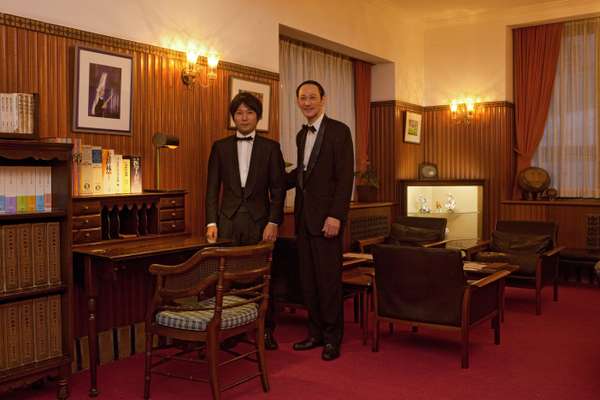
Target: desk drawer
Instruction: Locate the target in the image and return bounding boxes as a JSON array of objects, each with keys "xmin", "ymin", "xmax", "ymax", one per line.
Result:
[
  {"xmin": 74, "ymin": 200, "xmax": 102, "ymax": 216},
  {"xmin": 160, "ymin": 208, "xmax": 184, "ymax": 221},
  {"xmin": 73, "ymin": 214, "xmax": 101, "ymax": 229},
  {"xmin": 159, "ymin": 196, "xmax": 184, "ymax": 209},
  {"xmin": 73, "ymin": 227, "xmax": 102, "ymax": 244},
  {"xmin": 160, "ymin": 219, "xmax": 185, "ymax": 234}
]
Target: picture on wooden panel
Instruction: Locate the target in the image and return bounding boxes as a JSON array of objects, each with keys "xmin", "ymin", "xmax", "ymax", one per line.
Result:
[
  {"xmin": 404, "ymin": 111, "xmax": 422, "ymax": 144},
  {"xmin": 72, "ymin": 46, "xmax": 133, "ymax": 135},
  {"xmin": 228, "ymin": 77, "xmax": 270, "ymax": 132}
]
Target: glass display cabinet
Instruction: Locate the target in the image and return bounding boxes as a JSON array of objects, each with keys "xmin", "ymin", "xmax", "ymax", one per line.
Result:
[{"xmin": 398, "ymin": 179, "xmax": 485, "ymax": 240}]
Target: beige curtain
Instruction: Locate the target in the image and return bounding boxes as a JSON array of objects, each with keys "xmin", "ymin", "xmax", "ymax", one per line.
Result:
[
  {"xmin": 532, "ymin": 18, "xmax": 600, "ymax": 198},
  {"xmin": 279, "ymin": 38, "xmax": 356, "ymax": 208}
]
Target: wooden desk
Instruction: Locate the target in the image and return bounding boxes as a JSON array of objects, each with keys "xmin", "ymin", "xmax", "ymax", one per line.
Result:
[{"xmin": 73, "ymin": 234, "xmax": 227, "ymax": 397}]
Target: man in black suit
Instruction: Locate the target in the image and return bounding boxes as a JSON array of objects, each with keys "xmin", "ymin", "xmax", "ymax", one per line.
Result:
[
  {"xmin": 205, "ymin": 92, "xmax": 285, "ymax": 349},
  {"xmin": 287, "ymin": 80, "xmax": 354, "ymax": 361}
]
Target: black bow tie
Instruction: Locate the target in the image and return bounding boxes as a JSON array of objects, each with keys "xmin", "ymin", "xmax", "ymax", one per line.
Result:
[
  {"xmin": 303, "ymin": 124, "xmax": 317, "ymax": 133},
  {"xmin": 236, "ymin": 136, "xmax": 253, "ymax": 141}
]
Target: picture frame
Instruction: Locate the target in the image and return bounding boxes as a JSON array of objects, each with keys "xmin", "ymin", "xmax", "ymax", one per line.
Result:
[
  {"xmin": 404, "ymin": 111, "xmax": 422, "ymax": 144},
  {"xmin": 228, "ymin": 77, "xmax": 271, "ymax": 132},
  {"xmin": 72, "ymin": 46, "xmax": 133, "ymax": 135}
]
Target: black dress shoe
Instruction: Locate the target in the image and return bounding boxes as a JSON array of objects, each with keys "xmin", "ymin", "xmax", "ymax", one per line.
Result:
[
  {"xmin": 264, "ymin": 329, "xmax": 279, "ymax": 350},
  {"xmin": 321, "ymin": 344, "xmax": 340, "ymax": 361},
  {"xmin": 292, "ymin": 337, "xmax": 324, "ymax": 351}
]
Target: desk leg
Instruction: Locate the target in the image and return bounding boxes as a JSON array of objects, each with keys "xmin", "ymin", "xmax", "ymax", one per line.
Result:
[{"xmin": 84, "ymin": 255, "xmax": 99, "ymax": 397}]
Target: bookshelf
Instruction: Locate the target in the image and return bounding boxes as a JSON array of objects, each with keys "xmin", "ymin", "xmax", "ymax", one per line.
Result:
[
  {"xmin": 0, "ymin": 140, "xmax": 72, "ymax": 399},
  {"xmin": 0, "ymin": 93, "xmax": 39, "ymax": 140}
]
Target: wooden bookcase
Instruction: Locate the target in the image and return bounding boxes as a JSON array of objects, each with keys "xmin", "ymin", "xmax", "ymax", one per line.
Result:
[{"xmin": 0, "ymin": 140, "xmax": 72, "ymax": 399}]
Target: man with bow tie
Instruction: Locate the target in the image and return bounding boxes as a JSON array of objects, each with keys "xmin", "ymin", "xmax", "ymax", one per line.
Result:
[
  {"xmin": 286, "ymin": 80, "xmax": 354, "ymax": 361},
  {"xmin": 205, "ymin": 92, "xmax": 285, "ymax": 349}
]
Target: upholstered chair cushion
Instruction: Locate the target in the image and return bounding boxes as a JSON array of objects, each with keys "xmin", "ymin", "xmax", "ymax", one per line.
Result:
[
  {"xmin": 385, "ymin": 223, "xmax": 440, "ymax": 247},
  {"xmin": 490, "ymin": 231, "xmax": 551, "ymax": 254},
  {"xmin": 156, "ymin": 295, "xmax": 258, "ymax": 331}
]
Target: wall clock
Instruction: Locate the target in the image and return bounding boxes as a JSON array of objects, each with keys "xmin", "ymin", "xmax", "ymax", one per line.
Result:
[{"xmin": 419, "ymin": 163, "xmax": 438, "ymax": 180}]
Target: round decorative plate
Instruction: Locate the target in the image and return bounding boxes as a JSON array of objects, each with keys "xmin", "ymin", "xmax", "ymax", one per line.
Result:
[
  {"xmin": 518, "ymin": 167, "xmax": 550, "ymax": 193},
  {"xmin": 419, "ymin": 163, "xmax": 438, "ymax": 180}
]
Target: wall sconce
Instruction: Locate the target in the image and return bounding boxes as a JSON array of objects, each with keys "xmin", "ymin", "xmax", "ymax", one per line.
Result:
[
  {"xmin": 450, "ymin": 97, "xmax": 478, "ymax": 124},
  {"xmin": 151, "ymin": 132, "xmax": 179, "ymax": 191},
  {"xmin": 181, "ymin": 51, "xmax": 220, "ymax": 86}
]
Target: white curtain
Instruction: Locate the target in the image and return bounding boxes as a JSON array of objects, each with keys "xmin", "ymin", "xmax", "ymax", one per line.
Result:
[
  {"xmin": 279, "ymin": 38, "xmax": 355, "ymax": 208},
  {"xmin": 532, "ymin": 18, "xmax": 600, "ymax": 198}
]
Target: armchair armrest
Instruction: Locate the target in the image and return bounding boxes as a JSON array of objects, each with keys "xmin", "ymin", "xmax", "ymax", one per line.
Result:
[
  {"xmin": 469, "ymin": 270, "xmax": 511, "ymax": 288},
  {"xmin": 422, "ymin": 239, "xmax": 451, "ymax": 248},
  {"xmin": 464, "ymin": 240, "xmax": 491, "ymax": 253},
  {"xmin": 357, "ymin": 236, "xmax": 386, "ymax": 253},
  {"xmin": 542, "ymin": 245, "xmax": 565, "ymax": 258}
]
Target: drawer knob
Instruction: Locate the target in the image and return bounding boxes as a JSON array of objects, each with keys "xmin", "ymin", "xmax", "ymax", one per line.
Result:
[
  {"xmin": 83, "ymin": 205, "xmax": 89, "ymax": 210},
  {"xmin": 84, "ymin": 232, "xmax": 91, "ymax": 238},
  {"xmin": 170, "ymin": 200, "xmax": 176, "ymax": 205},
  {"xmin": 171, "ymin": 212, "xmax": 176, "ymax": 217},
  {"xmin": 84, "ymin": 219, "xmax": 89, "ymax": 224},
  {"xmin": 171, "ymin": 223, "xmax": 176, "ymax": 228}
]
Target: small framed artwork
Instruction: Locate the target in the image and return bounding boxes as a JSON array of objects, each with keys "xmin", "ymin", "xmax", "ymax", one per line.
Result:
[
  {"xmin": 404, "ymin": 111, "xmax": 422, "ymax": 144},
  {"xmin": 72, "ymin": 46, "xmax": 133, "ymax": 135},
  {"xmin": 228, "ymin": 77, "xmax": 271, "ymax": 132}
]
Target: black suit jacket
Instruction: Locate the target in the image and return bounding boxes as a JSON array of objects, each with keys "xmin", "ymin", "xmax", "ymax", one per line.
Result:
[
  {"xmin": 205, "ymin": 134, "xmax": 285, "ymax": 226},
  {"xmin": 287, "ymin": 115, "xmax": 354, "ymax": 235}
]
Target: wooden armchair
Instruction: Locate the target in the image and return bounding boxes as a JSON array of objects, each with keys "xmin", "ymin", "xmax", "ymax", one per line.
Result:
[
  {"xmin": 466, "ymin": 220, "xmax": 564, "ymax": 315},
  {"xmin": 356, "ymin": 216, "xmax": 448, "ymax": 253},
  {"xmin": 143, "ymin": 242, "xmax": 274, "ymax": 400},
  {"xmin": 372, "ymin": 245, "xmax": 509, "ymax": 368}
]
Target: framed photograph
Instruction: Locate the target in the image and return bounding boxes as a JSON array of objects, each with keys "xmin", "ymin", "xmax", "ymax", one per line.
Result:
[
  {"xmin": 228, "ymin": 77, "xmax": 271, "ymax": 132},
  {"xmin": 72, "ymin": 46, "xmax": 133, "ymax": 135},
  {"xmin": 404, "ymin": 111, "xmax": 422, "ymax": 144}
]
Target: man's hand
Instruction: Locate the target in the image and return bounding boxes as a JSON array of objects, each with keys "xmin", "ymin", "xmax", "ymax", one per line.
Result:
[
  {"xmin": 262, "ymin": 223, "xmax": 278, "ymax": 242},
  {"xmin": 206, "ymin": 225, "xmax": 218, "ymax": 243},
  {"xmin": 322, "ymin": 217, "xmax": 341, "ymax": 238}
]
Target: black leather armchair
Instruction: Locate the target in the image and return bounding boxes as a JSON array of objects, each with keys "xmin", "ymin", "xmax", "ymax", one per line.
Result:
[
  {"xmin": 372, "ymin": 245, "xmax": 509, "ymax": 368},
  {"xmin": 467, "ymin": 220, "xmax": 564, "ymax": 315}
]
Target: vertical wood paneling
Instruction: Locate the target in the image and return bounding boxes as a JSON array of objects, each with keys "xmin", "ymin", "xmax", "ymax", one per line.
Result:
[{"xmin": 0, "ymin": 16, "xmax": 279, "ymax": 236}]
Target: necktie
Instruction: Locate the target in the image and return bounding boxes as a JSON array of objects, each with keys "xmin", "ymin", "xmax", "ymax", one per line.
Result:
[
  {"xmin": 236, "ymin": 136, "xmax": 253, "ymax": 141},
  {"xmin": 302, "ymin": 124, "xmax": 316, "ymax": 133}
]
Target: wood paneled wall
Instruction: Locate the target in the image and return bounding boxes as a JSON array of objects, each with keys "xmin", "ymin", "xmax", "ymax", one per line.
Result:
[
  {"xmin": 370, "ymin": 100, "xmax": 515, "ymax": 237},
  {"xmin": 0, "ymin": 13, "xmax": 279, "ymax": 235}
]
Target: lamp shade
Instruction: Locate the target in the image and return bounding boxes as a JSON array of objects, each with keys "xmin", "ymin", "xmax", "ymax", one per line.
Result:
[{"xmin": 152, "ymin": 132, "xmax": 179, "ymax": 149}]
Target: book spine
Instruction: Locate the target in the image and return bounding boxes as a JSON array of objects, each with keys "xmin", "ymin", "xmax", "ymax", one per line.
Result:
[
  {"xmin": 47, "ymin": 295, "xmax": 62, "ymax": 358},
  {"xmin": 0, "ymin": 304, "xmax": 6, "ymax": 370},
  {"xmin": 80, "ymin": 145, "xmax": 93, "ymax": 195},
  {"xmin": 35, "ymin": 166, "xmax": 45, "ymax": 212},
  {"xmin": 44, "ymin": 166, "xmax": 52, "ymax": 211},
  {"xmin": 0, "ymin": 167, "xmax": 5, "ymax": 213},
  {"xmin": 121, "ymin": 158, "xmax": 131, "ymax": 194},
  {"xmin": 16, "ymin": 167, "xmax": 27, "ymax": 212},
  {"xmin": 32, "ymin": 223, "xmax": 49, "ymax": 286},
  {"xmin": 19, "ymin": 299, "xmax": 35, "ymax": 365},
  {"xmin": 33, "ymin": 297, "xmax": 49, "ymax": 362},
  {"xmin": 25, "ymin": 167, "xmax": 36, "ymax": 212},
  {"xmin": 17, "ymin": 223, "xmax": 33, "ymax": 289},
  {"xmin": 47, "ymin": 222, "xmax": 61, "ymax": 285},
  {"xmin": 91, "ymin": 146, "xmax": 103, "ymax": 194},
  {"xmin": 5, "ymin": 167, "xmax": 17, "ymax": 213},
  {"xmin": 0, "ymin": 227, "xmax": 4, "ymax": 293},
  {"xmin": 114, "ymin": 154, "xmax": 122, "ymax": 194},
  {"xmin": 2, "ymin": 225, "xmax": 19, "ymax": 292},
  {"xmin": 102, "ymin": 149, "xmax": 114, "ymax": 194},
  {"xmin": 4, "ymin": 302, "xmax": 21, "ymax": 368}
]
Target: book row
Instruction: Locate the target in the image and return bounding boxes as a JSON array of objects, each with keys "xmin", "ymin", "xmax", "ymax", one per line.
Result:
[
  {"xmin": 0, "ymin": 93, "xmax": 35, "ymax": 134},
  {"xmin": 0, "ymin": 222, "xmax": 61, "ymax": 294},
  {"xmin": 0, "ymin": 295, "xmax": 63, "ymax": 371},
  {"xmin": 72, "ymin": 139, "xmax": 142, "ymax": 196},
  {"xmin": 0, "ymin": 167, "xmax": 52, "ymax": 214}
]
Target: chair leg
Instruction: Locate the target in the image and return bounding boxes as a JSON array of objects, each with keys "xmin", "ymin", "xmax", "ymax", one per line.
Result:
[
  {"xmin": 207, "ymin": 335, "xmax": 220, "ymax": 400},
  {"xmin": 362, "ymin": 290, "xmax": 368, "ymax": 345},
  {"xmin": 553, "ymin": 279, "xmax": 559, "ymax": 302},
  {"xmin": 353, "ymin": 294, "xmax": 359, "ymax": 323},
  {"xmin": 143, "ymin": 331, "xmax": 153, "ymax": 400},
  {"xmin": 256, "ymin": 325, "xmax": 270, "ymax": 392},
  {"xmin": 461, "ymin": 327, "xmax": 469, "ymax": 369},
  {"xmin": 493, "ymin": 314, "xmax": 500, "ymax": 345},
  {"xmin": 372, "ymin": 319, "xmax": 380, "ymax": 352}
]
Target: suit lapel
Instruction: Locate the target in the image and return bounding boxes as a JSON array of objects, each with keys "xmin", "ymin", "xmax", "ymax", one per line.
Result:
[
  {"xmin": 303, "ymin": 115, "xmax": 327, "ymax": 184},
  {"xmin": 243, "ymin": 135, "xmax": 261, "ymax": 198},
  {"xmin": 229, "ymin": 136, "xmax": 243, "ymax": 196}
]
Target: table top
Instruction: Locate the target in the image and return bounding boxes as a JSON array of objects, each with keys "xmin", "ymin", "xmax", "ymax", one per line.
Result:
[
  {"xmin": 72, "ymin": 234, "xmax": 230, "ymax": 262},
  {"xmin": 463, "ymin": 261, "xmax": 519, "ymax": 273},
  {"xmin": 444, "ymin": 238, "xmax": 488, "ymax": 250}
]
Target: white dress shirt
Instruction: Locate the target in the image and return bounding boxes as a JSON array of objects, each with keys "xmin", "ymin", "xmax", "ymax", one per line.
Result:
[
  {"xmin": 302, "ymin": 113, "xmax": 324, "ymax": 170},
  {"xmin": 237, "ymin": 131, "xmax": 255, "ymax": 187}
]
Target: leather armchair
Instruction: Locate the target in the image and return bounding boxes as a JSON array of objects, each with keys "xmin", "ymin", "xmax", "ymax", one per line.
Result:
[
  {"xmin": 467, "ymin": 220, "xmax": 564, "ymax": 315},
  {"xmin": 372, "ymin": 245, "xmax": 509, "ymax": 368},
  {"xmin": 356, "ymin": 216, "xmax": 448, "ymax": 253}
]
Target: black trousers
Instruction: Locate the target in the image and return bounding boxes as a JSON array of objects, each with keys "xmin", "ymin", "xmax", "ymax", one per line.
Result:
[
  {"xmin": 218, "ymin": 204, "xmax": 276, "ymax": 330},
  {"xmin": 297, "ymin": 217, "xmax": 344, "ymax": 346}
]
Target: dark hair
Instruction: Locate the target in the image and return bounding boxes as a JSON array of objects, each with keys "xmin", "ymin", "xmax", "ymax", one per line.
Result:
[
  {"xmin": 296, "ymin": 80, "xmax": 325, "ymax": 98},
  {"xmin": 229, "ymin": 92, "xmax": 263, "ymax": 120}
]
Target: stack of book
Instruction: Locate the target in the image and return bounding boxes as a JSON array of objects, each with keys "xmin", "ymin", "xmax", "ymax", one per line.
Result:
[
  {"xmin": 0, "ymin": 93, "xmax": 35, "ymax": 134},
  {"xmin": 0, "ymin": 167, "xmax": 52, "ymax": 214}
]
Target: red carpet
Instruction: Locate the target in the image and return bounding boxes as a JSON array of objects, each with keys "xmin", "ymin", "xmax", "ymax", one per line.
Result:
[{"xmin": 5, "ymin": 285, "xmax": 600, "ymax": 399}]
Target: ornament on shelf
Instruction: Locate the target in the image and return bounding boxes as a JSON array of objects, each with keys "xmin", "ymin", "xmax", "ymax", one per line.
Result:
[
  {"xmin": 417, "ymin": 194, "xmax": 431, "ymax": 213},
  {"xmin": 444, "ymin": 193, "xmax": 456, "ymax": 213}
]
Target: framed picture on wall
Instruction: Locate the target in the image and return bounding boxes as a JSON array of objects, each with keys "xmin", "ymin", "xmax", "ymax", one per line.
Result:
[
  {"xmin": 72, "ymin": 46, "xmax": 133, "ymax": 135},
  {"xmin": 404, "ymin": 111, "xmax": 422, "ymax": 144},
  {"xmin": 228, "ymin": 77, "xmax": 271, "ymax": 132}
]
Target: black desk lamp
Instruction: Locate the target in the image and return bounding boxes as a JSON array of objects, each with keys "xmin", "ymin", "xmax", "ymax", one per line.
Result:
[{"xmin": 152, "ymin": 132, "xmax": 179, "ymax": 191}]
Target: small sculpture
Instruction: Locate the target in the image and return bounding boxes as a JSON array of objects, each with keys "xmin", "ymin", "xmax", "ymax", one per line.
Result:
[
  {"xmin": 417, "ymin": 194, "xmax": 430, "ymax": 213},
  {"xmin": 445, "ymin": 193, "xmax": 456, "ymax": 213}
]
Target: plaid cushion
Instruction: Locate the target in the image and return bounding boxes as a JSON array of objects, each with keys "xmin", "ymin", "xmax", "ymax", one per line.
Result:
[{"xmin": 155, "ymin": 295, "xmax": 258, "ymax": 331}]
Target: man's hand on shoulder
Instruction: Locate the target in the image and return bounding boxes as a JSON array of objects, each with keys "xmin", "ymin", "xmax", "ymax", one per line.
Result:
[
  {"xmin": 263, "ymin": 223, "xmax": 278, "ymax": 242},
  {"xmin": 322, "ymin": 217, "xmax": 341, "ymax": 238},
  {"xmin": 206, "ymin": 225, "xmax": 218, "ymax": 243}
]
